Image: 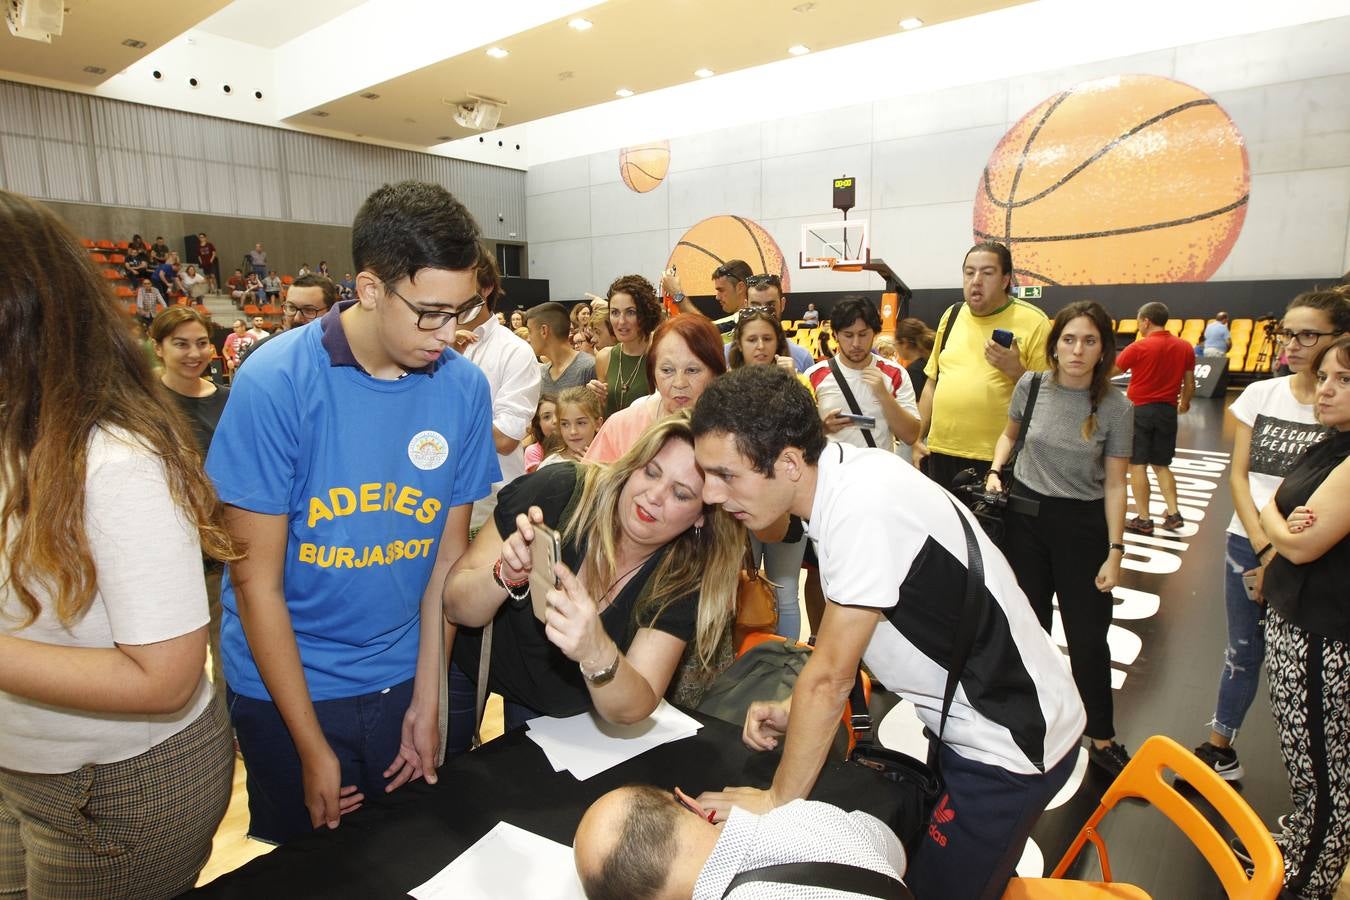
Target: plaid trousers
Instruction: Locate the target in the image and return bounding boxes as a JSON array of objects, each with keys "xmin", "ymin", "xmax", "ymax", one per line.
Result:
[{"xmin": 0, "ymin": 694, "xmax": 233, "ymax": 899}]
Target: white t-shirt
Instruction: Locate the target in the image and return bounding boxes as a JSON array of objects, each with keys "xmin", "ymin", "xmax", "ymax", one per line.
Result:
[
  {"xmin": 0, "ymin": 426, "xmax": 212, "ymax": 773},
  {"xmin": 1226, "ymin": 376, "xmax": 1325, "ymax": 538},
  {"xmin": 806, "ymin": 443, "xmax": 1085, "ymax": 774},
  {"xmin": 805, "ymin": 356, "xmax": 918, "ymax": 453}
]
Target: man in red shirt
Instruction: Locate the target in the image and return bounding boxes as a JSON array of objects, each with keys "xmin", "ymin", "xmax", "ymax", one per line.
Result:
[
  {"xmin": 197, "ymin": 232, "xmax": 220, "ymax": 293},
  {"xmin": 1114, "ymin": 301, "xmax": 1195, "ymax": 535}
]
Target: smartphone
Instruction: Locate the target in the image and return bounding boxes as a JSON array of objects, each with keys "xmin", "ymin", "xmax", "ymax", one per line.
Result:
[
  {"xmin": 841, "ymin": 413, "xmax": 877, "ymax": 429},
  {"xmin": 1241, "ymin": 570, "xmax": 1259, "ymax": 601},
  {"xmin": 528, "ymin": 523, "xmax": 563, "ymax": 622},
  {"xmin": 992, "ymin": 329, "xmax": 1015, "ymax": 348}
]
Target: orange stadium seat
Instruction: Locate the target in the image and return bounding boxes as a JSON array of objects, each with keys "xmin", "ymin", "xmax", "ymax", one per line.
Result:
[
  {"xmin": 89, "ymin": 252, "xmax": 108, "ymax": 263},
  {"xmin": 1179, "ymin": 319, "xmax": 1204, "ymax": 344},
  {"xmin": 96, "ymin": 240, "xmax": 114, "ymax": 250},
  {"xmin": 1116, "ymin": 319, "xmax": 1138, "ymax": 338},
  {"xmin": 281, "ymin": 275, "xmax": 295, "ymax": 285},
  {"xmin": 1163, "ymin": 319, "xmax": 1183, "ymax": 336},
  {"xmin": 242, "ymin": 304, "xmax": 261, "ymax": 315},
  {"xmin": 100, "ymin": 269, "xmax": 121, "ymax": 280},
  {"xmin": 109, "ymin": 253, "xmax": 125, "ymax": 264},
  {"xmin": 80, "ymin": 238, "xmax": 96, "ymax": 249},
  {"xmin": 261, "ymin": 304, "xmax": 281, "ymax": 316},
  {"xmin": 114, "ymin": 286, "xmax": 135, "ymax": 298}
]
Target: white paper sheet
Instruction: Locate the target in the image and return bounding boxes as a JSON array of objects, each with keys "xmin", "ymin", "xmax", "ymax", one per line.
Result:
[
  {"xmin": 525, "ymin": 700, "xmax": 702, "ymax": 781},
  {"xmin": 407, "ymin": 821, "xmax": 585, "ymax": 900}
]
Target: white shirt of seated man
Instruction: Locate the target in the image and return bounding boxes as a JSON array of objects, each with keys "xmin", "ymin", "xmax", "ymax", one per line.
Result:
[{"xmin": 574, "ymin": 785, "xmax": 906, "ymax": 900}]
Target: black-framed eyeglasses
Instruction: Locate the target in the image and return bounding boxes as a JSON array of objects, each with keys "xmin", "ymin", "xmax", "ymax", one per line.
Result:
[
  {"xmin": 744, "ymin": 273, "xmax": 781, "ymax": 289},
  {"xmin": 282, "ymin": 301, "xmax": 326, "ymax": 321},
  {"xmin": 385, "ymin": 283, "xmax": 485, "ymax": 332},
  {"xmin": 1276, "ymin": 329, "xmax": 1342, "ymax": 347}
]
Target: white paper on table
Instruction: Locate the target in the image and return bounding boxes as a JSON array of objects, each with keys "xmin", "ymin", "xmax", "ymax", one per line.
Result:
[
  {"xmin": 407, "ymin": 821, "xmax": 585, "ymax": 900},
  {"xmin": 525, "ymin": 700, "xmax": 702, "ymax": 780}
]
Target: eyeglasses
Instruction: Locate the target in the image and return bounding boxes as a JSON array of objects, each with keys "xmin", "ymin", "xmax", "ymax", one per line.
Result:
[
  {"xmin": 744, "ymin": 273, "xmax": 781, "ymax": 289},
  {"xmin": 385, "ymin": 283, "xmax": 485, "ymax": 332},
  {"xmin": 1276, "ymin": 329, "xmax": 1342, "ymax": 347},
  {"xmin": 282, "ymin": 301, "xmax": 326, "ymax": 321}
]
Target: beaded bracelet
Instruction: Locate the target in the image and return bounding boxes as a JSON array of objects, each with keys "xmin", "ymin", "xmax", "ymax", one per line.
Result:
[{"xmin": 492, "ymin": 558, "xmax": 530, "ymax": 601}]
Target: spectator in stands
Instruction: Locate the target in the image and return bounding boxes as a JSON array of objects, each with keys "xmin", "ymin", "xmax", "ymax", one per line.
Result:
[
  {"xmin": 593, "ymin": 275, "xmax": 663, "ymax": 417},
  {"xmin": 196, "ymin": 232, "xmax": 219, "ymax": 292},
  {"xmin": 455, "ymin": 245, "xmax": 542, "ymax": 532},
  {"xmin": 802, "ymin": 302, "xmax": 821, "ymax": 326},
  {"xmin": 1192, "ymin": 291, "xmax": 1349, "ymax": 781},
  {"xmin": 124, "ymin": 244, "xmax": 149, "ymax": 280},
  {"xmin": 155, "ymin": 252, "xmax": 180, "ymax": 299},
  {"xmin": 247, "ymin": 242, "xmax": 266, "ymax": 279},
  {"xmin": 205, "ymin": 180, "xmax": 498, "ymax": 844},
  {"xmin": 528, "ymin": 301, "xmax": 596, "ymax": 396},
  {"xmin": 574, "ymin": 785, "xmax": 908, "ymax": 900},
  {"xmin": 1202, "ymin": 311, "xmax": 1232, "ymax": 358},
  {"xmin": 317, "ymin": 260, "xmax": 330, "ymax": 278},
  {"xmin": 806, "ymin": 297, "xmax": 920, "ymax": 454},
  {"xmin": 149, "ymin": 306, "xmax": 231, "ymax": 692},
  {"xmin": 443, "ymin": 414, "xmax": 742, "ymax": 748},
  {"xmin": 663, "ymin": 259, "xmax": 753, "ymax": 335},
  {"xmin": 263, "ymin": 270, "xmax": 283, "ymax": 302},
  {"xmin": 690, "ymin": 365, "xmax": 1085, "ymax": 900},
  {"xmin": 743, "ymin": 273, "xmax": 815, "ymax": 372},
  {"xmin": 226, "ymin": 268, "xmax": 247, "ymax": 305},
  {"xmin": 297, "ymin": 262, "xmax": 311, "ymax": 277},
  {"xmin": 150, "ymin": 235, "xmax": 171, "ymax": 265},
  {"xmin": 222, "ymin": 318, "xmax": 254, "ymax": 378},
  {"xmin": 237, "ymin": 273, "xmax": 339, "ymax": 368},
  {"xmin": 134, "ymin": 277, "xmax": 167, "ymax": 326},
  {"xmin": 522, "ymin": 394, "xmax": 559, "ymax": 474},
  {"xmin": 894, "ymin": 317, "xmax": 935, "ymax": 399},
  {"xmin": 1115, "ymin": 301, "xmax": 1195, "ymax": 536},
  {"xmin": 987, "ymin": 301, "xmax": 1134, "ymax": 775},
  {"xmin": 916, "ymin": 242, "xmax": 1051, "ymax": 490},
  {"xmin": 244, "ymin": 272, "xmax": 265, "ymax": 305},
  {"xmin": 128, "ymin": 232, "xmax": 148, "ymax": 257},
  {"xmin": 181, "ymin": 263, "xmax": 207, "ymax": 301},
  {"xmin": 587, "ymin": 315, "xmax": 726, "ymax": 464},
  {"xmin": 729, "ymin": 307, "xmax": 808, "ymax": 640},
  {"xmin": 1254, "ymin": 333, "xmax": 1350, "ymax": 900},
  {"xmin": 339, "ymin": 272, "xmax": 356, "ymax": 299},
  {"xmin": 0, "ymin": 188, "xmax": 236, "ymax": 899},
  {"xmin": 246, "ymin": 315, "xmax": 268, "ymax": 341}
]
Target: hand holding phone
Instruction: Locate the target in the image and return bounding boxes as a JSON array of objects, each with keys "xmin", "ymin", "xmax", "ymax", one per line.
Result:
[
  {"xmin": 529, "ymin": 523, "xmax": 563, "ymax": 622},
  {"xmin": 992, "ymin": 328, "xmax": 1015, "ymax": 348},
  {"xmin": 840, "ymin": 412, "xmax": 877, "ymax": 430}
]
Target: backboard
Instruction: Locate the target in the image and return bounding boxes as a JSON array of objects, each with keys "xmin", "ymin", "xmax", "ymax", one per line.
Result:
[{"xmin": 800, "ymin": 220, "xmax": 870, "ymax": 269}]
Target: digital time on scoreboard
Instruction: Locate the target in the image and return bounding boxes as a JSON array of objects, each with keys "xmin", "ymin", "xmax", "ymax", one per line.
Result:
[{"xmin": 832, "ymin": 175, "xmax": 856, "ymax": 212}]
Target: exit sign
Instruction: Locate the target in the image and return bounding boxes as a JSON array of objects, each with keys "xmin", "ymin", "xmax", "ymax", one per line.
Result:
[{"xmin": 1016, "ymin": 286, "xmax": 1043, "ymax": 299}]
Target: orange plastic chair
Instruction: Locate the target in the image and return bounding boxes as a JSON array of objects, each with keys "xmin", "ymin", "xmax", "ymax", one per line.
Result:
[
  {"xmin": 261, "ymin": 304, "xmax": 281, "ymax": 316},
  {"xmin": 1003, "ymin": 735, "xmax": 1282, "ymax": 899},
  {"xmin": 242, "ymin": 304, "xmax": 261, "ymax": 316},
  {"xmin": 281, "ymin": 275, "xmax": 295, "ymax": 285},
  {"xmin": 89, "ymin": 252, "xmax": 108, "ymax": 263},
  {"xmin": 96, "ymin": 239, "xmax": 114, "ymax": 250},
  {"xmin": 114, "ymin": 286, "xmax": 135, "ymax": 298},
  {"xmin": 109, "ymin": 253, "xmax": 125, "ymax": 264},
  {"xmin": 80, "ymin": 238, "xmax": 96, "ymax": 249},
  {"xmin": 1116, "ymin": 319, "xmax": 1138, "ymax": 338},
  {"xmin": 101, "ymin": 268, "xmax": 122, "ymax": 280},
  {"xmin": 115, "ymin": 240, "xmax": 129, "ymax": 250},
  {"xmin": 1163, "ymin": 319, "xmax": 1183, "ymax": 336},
  {"xmin": 1179, "ymin": 319, "xmax": 1204, "ymax": 345}
]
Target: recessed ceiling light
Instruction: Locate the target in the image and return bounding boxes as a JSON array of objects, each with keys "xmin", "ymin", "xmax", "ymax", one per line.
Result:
[
  {"xmin": 121, "ymin": 38, "xmax": 146, "ymax": 48},
  {"xmin": 486, "ymin": 47, "xmax": 509, "ymax": 59},
  {"xmin": 359, "ymin": 92, "xmax": 380, "ymax": 100},
  {"xmin": 83, "ymin": 65, "xmax": 106, "ymax": 74},
  {"xmin": 615, "ymin": 88, "xmax": 634, "ymax": 98},
  {"xmin": 436, "ymin": 135, "xmax": 451, "ymax": 142},
  {"xmin": 694, "ymin": 68, "xmax": 714, "ymax": 78},
  {"xmin": 899, "ymin": 17, "xmax": 923, "ymax": 30},
  {"xmin": 567, "ymin": 17, "xmax": 592, "ymax": 31},
  {"xmin": 788, "ymin": 44, "xmax": 810, "ymax": 56},
  {"xmin": 311, "ymin": 110, "xmax": 329, "ymax": 117}
]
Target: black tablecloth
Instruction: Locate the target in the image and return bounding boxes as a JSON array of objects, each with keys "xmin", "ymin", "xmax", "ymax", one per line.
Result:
[{"xmin": 187, "ymin": 711, "xmax": 907, "ymax": 899}]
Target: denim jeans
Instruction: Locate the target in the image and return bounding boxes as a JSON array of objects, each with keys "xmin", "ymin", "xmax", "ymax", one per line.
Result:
[
  {"xmin": 446, "ymin": 662, "xmax": 540, "ymax": 755},
  {"xmin": 1211, "ymin": 532, "xmax": 1266, "ymax": 741},
  {"xmin": 750, "ymin": 533, "xmax": 808, "ymax": 642}
]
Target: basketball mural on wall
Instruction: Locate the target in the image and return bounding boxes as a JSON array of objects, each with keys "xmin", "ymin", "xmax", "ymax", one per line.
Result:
[
  {"xmin": 619, "ymin": 140, "xmax": 671, "ymax": 193},
  {"xmin": 666, "ymin": 215, "xmax": 791, "ymax": 295},
  {"xmin": 973, "ymin": 74, "xmax": 1249, "ymax": 286}
]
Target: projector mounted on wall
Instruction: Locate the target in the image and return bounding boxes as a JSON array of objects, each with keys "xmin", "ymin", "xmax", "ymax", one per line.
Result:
[
  {"xmin": 6, "ymin": 0, "xmax": 64, "ymax": 42},
  {"xmin": 447, "ymin": 94, "xmax": 506, "ymax": 131}
]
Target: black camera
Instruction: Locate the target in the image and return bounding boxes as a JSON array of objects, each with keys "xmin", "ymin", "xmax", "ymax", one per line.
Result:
[{"xmin": 951, "ymin": 468, "xmax": 1007, "ymax": 540}]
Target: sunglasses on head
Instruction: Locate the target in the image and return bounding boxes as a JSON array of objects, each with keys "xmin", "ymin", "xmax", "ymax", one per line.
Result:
[
  {"xmin": 744, "ymin": 273, "xmax": 781, "ymax": 289},
  {"xmin": 712, "ymin": 264, "xmax": 747, "ymax": 283}
]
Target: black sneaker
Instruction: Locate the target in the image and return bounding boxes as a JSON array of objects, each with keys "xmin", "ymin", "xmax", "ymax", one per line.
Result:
[
  {"xmin": 1192, "ymin": 741, "xmax": 1245, "ymax": 781},
  {"xmin": 1160, "ymin": 511, "xmax": 1185, "ymax": 531},
  {"xmin": 1125, "ymin": 516, "xmax": 1154, "ymax": 535},
  {"xmin": 1088, "ymin": 741, "xmax": 1131, "ymax": 777}
]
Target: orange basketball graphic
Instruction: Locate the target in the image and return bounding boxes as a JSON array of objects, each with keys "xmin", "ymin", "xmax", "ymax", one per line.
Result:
[
  {"xmin": 619, "ymin": 140, "xmax": 670, "ymax": 193},
  {"xmin": 972, "ymin": 74, "xmax": 1249, "ymax": 286},
  {"xmin": 666, "ymin": 215, "xmax": 791, "ymax": 295}
]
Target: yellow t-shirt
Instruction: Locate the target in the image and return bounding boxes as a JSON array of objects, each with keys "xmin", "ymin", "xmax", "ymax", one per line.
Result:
[{"xmin": 923, "ymin": 299, "xmax": 1051, "ymax": 461}]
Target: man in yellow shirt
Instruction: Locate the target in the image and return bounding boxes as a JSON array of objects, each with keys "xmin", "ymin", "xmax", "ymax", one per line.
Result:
[{"xmin": 915, "ymin": 242, "xmax": 1051, "ymax": 490}]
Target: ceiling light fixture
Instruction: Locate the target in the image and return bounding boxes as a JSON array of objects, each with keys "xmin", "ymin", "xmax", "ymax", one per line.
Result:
[
  {"xmin": 694, "ymin": 68, "xmax": 714, "ymax": 78},
  {"xmin": 788, "ymin": 44, "xmax": 810, "ymax": 56},
  {"xmin": 615, "ymin": 88, "xmax": 634, "ymax": 98},
  {"xmin": 899, "ymin": 17, "xmax": 923, "ymax": 30},
  {"xmin": 311, "ymin": 110, "xmax": 329, "ymax": 117},
  {"xmin": 360, "ymin": 92, "xmax": 380, "ymax": 100},
  {"xmin": 121, "ymin": 38, "xmax": 146, "ymax": 48},
  {"xmin": 567, "ymin": 18, "xmax": 592, "ymax": 31},
  {"xmin": 83, "ymin": 65, "xmax": 106, "ymax": 74},
  {"xmin": 486, "ymin": 47, "xmax": 509, "ymax": 59}
]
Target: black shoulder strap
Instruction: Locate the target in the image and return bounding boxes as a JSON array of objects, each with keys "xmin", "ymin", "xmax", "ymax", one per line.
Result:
[
  {"xmin": 723, "ymin": 862, "xmax": 912, "ymax": 899},
  {"xmin": 932, "ymin": 302, "xmax": 963, "ymax": 382},
  {"xmin": 828, "ymin": 356, "xmax": 877, "ymax": 449},
  {"xmin": 849, "ymin": 495, "xmax": 983, "ymax": 747},
  {"xmin": 1009, "ymin": 372, "xmax": 1043, "ymax": 464}
]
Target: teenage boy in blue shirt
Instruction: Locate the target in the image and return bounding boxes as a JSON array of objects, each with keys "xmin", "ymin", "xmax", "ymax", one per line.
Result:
[{"xmin": 206, "ymin": 181, "xmax": 499, "ymax": 844}]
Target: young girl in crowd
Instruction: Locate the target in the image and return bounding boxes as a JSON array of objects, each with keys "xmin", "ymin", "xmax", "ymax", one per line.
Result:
[
  {"xmin": 523, "ymin": 394, "xmax": 559, "ymax": 474},
  {"xmin": 987, "ymin": 300, "xmax": 1135, "ymax": 775},
  {"xmin": 0, "ymin": 189, "xmax": 237, "ymax": 898},
  {"xmin": 1192, "ymin": 291, "xmax": 1349, "ymax": 780},
  {"xmin": 1256, "ymin": 333, "xmax": 1350, "ymax": 899},
  {"xmin": 541, "ymin": 387, "xmax": 604, "ymax": 467}
]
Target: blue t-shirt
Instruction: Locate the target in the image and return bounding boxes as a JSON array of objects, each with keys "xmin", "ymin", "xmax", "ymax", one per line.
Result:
[
  {"xmin": 206, "ymin": 313, "xmax": 499, "ymax": 701},
  {"xmin": 1203, "ymin": 321, "xmax": 1231, "ymax": 352}
]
